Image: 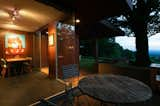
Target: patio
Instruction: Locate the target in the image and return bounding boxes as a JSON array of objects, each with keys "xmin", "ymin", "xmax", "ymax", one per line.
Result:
[
  {"xmin": 0, "ymin": 65, "xmax": 159, "ymax": 106},
  {"xmin": 31, "ymin": 73, "xmax": 160, "ymax": 106},
  {"xmin": 0, "ymin": 0, "xmax": 160, "ymax": 106}
]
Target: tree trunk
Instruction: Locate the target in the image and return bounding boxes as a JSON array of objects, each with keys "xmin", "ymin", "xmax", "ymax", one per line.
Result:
[
  {"xmin": 131, "ymin": 0, "xmax": 151, "ymax": 66},
  {"xmin": 134, "ymin": 22, "xmax": 151, "ymax": 66},
  {"xmin": 135, "ymin": 31, "xmax": 151, "ymax": 66}
]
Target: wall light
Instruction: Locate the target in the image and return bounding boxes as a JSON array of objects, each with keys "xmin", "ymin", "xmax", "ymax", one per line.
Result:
[{"xmin": 48, "ymin": 34, "xmax": 54, "ymax": 46}]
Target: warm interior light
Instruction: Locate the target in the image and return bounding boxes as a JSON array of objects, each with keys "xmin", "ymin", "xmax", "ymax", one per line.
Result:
[
  {"xmin": 48, "ymin": 35, "xmax": 54, "ymax": 46},
  {"xmin": 10, "ymin": 8, "xmax": 19, "ymax": 21},
  {"xmin": 13, "ymin": 10, "xmax": 18, "ymax": 16},
  {"xmin": 12, "ymin": 16, "xmax": 16, "ymax": 21},
  {"xmin": 0, "ymin": 10, "xmax": 9, "ymax": 17},
  {"xmin": 76, "ymin": 19, "xmax": 80, "ymax": 23}
]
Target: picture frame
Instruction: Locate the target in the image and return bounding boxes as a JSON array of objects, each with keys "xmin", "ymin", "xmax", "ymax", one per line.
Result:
[{"xmin": 48, "ymin": 34, "xmax": 54, "ymax": 46}]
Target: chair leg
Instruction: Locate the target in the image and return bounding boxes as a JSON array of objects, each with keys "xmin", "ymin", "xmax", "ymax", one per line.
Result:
[{"xmin": 1, "ymin": 68, "xmax": 6, "ymax": 78}]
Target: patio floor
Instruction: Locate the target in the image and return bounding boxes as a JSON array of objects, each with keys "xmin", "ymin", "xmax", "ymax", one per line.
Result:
[
  {"xmin": 33, "ymin": 67, "xmax": 160, "ymax": 106},
  {"xmin": 1, "ymin": 66, "xmax": 160, "ymax": 106},
  {"xmin": 0, "ymin": 70, "xmax": 65, "ymax": 106},
  {"xmin": 33, "ymin": 87, "xmax": 160, "ymax": 106}
]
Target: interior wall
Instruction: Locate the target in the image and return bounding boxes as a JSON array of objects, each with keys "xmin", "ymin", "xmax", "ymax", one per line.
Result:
[
  {"xmin": 0, "ymin": 29, "xmax": 33, "ymax": 59},
  {"xmin": 41, "ymin": 34, "xmax": 48, "ymax": 67},
  {"xmin": 0, "ymin": 30, "xmax": 5, "ymax": 58},
  {"xmin": 32, "ymin": 32, "xmax": 41, "ymax": 68}
]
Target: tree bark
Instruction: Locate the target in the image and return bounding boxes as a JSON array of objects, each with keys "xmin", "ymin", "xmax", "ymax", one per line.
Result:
[
  {"xmin": 135, "ymin": 30, "xmax": 151, "ymax": 66},
  {"xmin": 133, "ymin": 20, "xmax": 151, "ymax": 66},
  {"xmin": 131, "ymin": 0, "xmax": 151, "ymax": 66}
]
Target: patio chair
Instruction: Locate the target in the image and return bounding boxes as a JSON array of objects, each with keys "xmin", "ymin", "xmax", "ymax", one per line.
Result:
[
  {"xmin": 62, "ymin": 64, "xmax": 83, "ymax": 105},
  {"xmin": 0, "ymin": 58, "xmax": 7, "ymax": 78}
]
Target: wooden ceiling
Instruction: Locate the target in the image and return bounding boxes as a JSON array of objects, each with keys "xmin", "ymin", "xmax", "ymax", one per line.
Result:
[{"xmin": 0, "ymin": 0, "xmax": 66, "ymax": 32}]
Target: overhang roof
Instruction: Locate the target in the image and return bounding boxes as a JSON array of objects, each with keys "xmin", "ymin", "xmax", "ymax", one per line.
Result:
[
  {"xmin": 37, "ymin": 0, "xmax": 130, "ymax": 38},
  {"xmin": 76, "ymin": 0, "xmax": 130, "ymax": 38}
]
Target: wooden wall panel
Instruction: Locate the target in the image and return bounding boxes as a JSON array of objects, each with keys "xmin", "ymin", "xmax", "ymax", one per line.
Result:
[
  {"xmin": 0, "ymin": 33, "xmax": 5, "ymax": 58},
  {"xmin": 41, "ymin": 34, "xmax": 48, "ymax": 67},
  {"xmin": 57, "ymin": 24, "xmax": 79, "ymax": 78},
  {"xmin": 0, "ymin": 29, "xmax": 33, "ymax": 60},
  {"xmin": 32, "ymin": 32, "xmax": 40, "ymax": 68},
  {"xmin": 48, "ymin": 22, "xmax": 57, "ymax": 78},
  {"xmin": 47, "ymin": 22, "xmax": 79, "ymax": 79}
]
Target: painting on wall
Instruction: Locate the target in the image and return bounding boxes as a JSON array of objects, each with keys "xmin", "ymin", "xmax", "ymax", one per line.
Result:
[{"xmin": 5, "ymin": 33, "xmax": 25, "ymax": 55}]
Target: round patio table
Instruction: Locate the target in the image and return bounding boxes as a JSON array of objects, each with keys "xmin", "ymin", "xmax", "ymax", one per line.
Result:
[{"xmin": 78, "ymin": 74, "xmax": 152, "ymax": 105}]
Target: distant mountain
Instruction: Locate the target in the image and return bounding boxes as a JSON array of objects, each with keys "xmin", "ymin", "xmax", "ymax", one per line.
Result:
[{"xmin": 149, "ymin": 50, "xmax": 160, "ymax": 56}]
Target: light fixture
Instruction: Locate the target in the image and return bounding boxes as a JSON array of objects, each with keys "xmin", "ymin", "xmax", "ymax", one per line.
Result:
[
  {"xmin": 10, "ymin": 8, "xmax": 19, "ymax": 21},
  {"xmin": 11, "ymin": 16, "xmax": 16, "ymax": 21},
  {"xmin": 13, "ymin": 9, "xmax": 18, "ymax": 16},
  {"xmin": 75, "ymin": 19, "xmax": 80, "ymax": 23}
]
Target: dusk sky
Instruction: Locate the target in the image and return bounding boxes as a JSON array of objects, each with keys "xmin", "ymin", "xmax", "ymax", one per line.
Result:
[{"xmin": 115, "ymin": 33, "xmax": 160, "ymax": 52}]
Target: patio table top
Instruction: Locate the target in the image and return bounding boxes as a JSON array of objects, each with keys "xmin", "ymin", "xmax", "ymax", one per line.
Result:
[{"xmin": 78, "ymin": 74, "xmax": 152, "ymax": 104}]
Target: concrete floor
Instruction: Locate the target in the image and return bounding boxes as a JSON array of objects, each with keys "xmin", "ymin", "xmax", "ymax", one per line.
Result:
[{"xmin": 0, "ymin": 71, "xmax": 65, "ymax": 106}]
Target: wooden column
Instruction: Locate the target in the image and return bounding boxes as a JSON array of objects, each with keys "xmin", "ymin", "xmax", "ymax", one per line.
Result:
[{"xmin": 48, "ymin": 22, "xmax": 57, "ymax": 79}]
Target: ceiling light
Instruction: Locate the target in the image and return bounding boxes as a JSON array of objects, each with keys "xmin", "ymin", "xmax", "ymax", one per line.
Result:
[
  {"xmin": 76, "ymin": 19, "xmax": 80, "ymax": 23},
  {"xmin": 13, "ymin": 10, "xmax": 18, "ymax": 16},
  {"xmin": 12, "ymin": 16, "xmax": 16, "ymax": 21},
  {"xmin": 10, "ymin": 8, "xmax": 19, "ymax": 21}
]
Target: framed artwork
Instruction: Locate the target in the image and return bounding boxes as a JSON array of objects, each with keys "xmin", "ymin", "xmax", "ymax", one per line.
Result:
[
  {"xmin": 5, "ymin": 33, "xmax": 25, "ymax": 55},
  {"xmin": 48, "ymin": 34, "xmax": 54, "ymax": 46}
]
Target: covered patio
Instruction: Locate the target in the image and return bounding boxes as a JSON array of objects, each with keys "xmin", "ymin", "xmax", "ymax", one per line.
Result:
[{"xmin": 0, "ymin": 0, "xmax": 160, "ymax": 106}]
